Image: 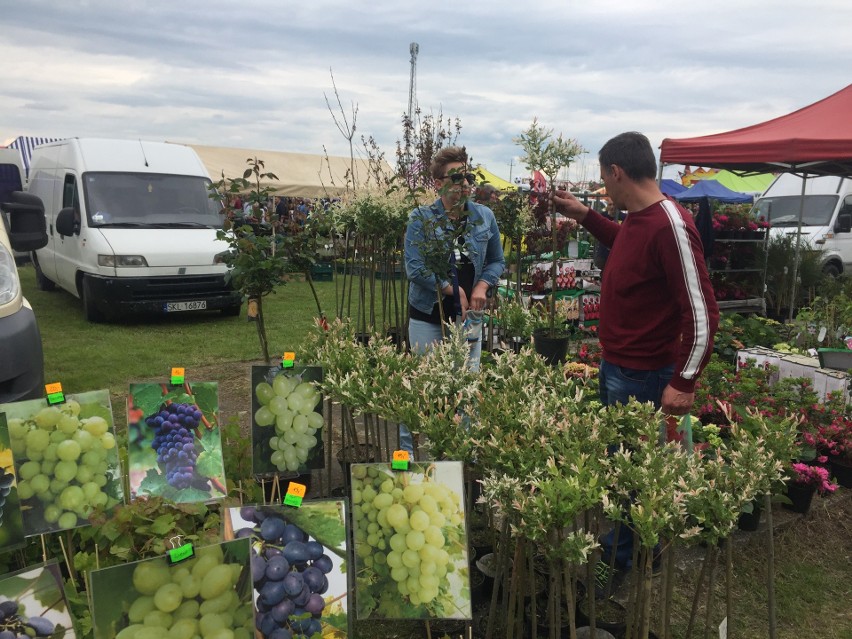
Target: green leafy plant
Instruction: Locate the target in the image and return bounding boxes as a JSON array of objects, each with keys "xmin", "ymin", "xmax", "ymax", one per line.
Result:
[
  {"xmin": 209, "ymin": 157, "xmax": 288, "ymax": 363},
  {"xmin": 514, "ymin": 119, "xmax": 585, "ymax": 336}
]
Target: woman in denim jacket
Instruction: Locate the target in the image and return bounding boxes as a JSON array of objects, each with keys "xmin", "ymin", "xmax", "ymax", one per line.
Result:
[{"xmin": 400, "ymin": 147, "xmax": 505, "ymax": 452}]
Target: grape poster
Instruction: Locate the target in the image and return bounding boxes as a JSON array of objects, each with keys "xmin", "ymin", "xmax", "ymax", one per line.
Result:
[
  {"xmin": 0, "ymin": 560, "xmax": 77, "ymax": 638},
  {"xmin": 89, "ymin": 538, "xmax": 252, "ymax": 639},
  {"xmin": 250, "ymin": 365, "xmax": 325, "ymax": 477},
  {"xmin": 0, "ymin": 390, "xmax": 125, "ymax": 536},
  {"xmin": 127, "ymin": 381, "xmax": 226, "ymax": 503},
  {"xmin": 224, "ymin": 501, "xmax": 349, "ymax": 638},
  {"xmin": 351, "ymin": 461, "xmax": 471, "ymax": 620},
  {"xmin": 0, "ymin": 413, "xmax": 25, "ymax": 553}
]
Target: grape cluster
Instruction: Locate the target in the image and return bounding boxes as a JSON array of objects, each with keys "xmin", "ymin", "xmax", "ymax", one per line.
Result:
[
  {"xmin": 0, "ymin": 599, "xmax": 55, "ymax": 638},
  {"xmin": 351, "ymin": 465, "xmax": 466, "ymax": 615},
  {"xmin": 7, "ymin": 400, "xmax": 122, "ymax": 533},
  {"xmin": 106, "ymin": 543, "xmax": 252, "ymax": 639},
  {"xmin": 0, "ymin": 468, "xmax": 14, "ymax": 526},
  {"xmin": 238, "ymin": 506, "xmax": 333, "ymax": 638},
  {"xmin": 254, "ymin": 375, "xmax": 322, "ymax": 473},
  {"xmin": 148, "ymin": 403, "xmax": 202, "ymax": 490}
]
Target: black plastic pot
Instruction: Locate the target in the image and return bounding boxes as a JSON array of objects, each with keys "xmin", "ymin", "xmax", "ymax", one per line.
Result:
[
  {"xmin": 737, "ymin": 500, "xmax": 762, "ymax": 531},
  {"xmin": 783, "ymin": 482, "xmax": 816, "ymax": 514},
  {"xmin": 533, "ymin": 328, "xmax": 570, "ymax": 366}
]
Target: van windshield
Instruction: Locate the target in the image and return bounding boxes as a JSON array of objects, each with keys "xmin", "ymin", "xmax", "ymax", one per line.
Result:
[
  {"xmin": 83, "ymin": 172, "xmax": 223, "ymax": 228},
  {"xmin": 752, "ymin": 195, "xmax": 838, "ymax": 227}
]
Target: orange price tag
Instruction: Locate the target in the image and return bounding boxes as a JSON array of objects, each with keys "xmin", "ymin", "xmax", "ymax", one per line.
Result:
[
  {"xmin": 45, "ymin": 382, "xmax": 63, "ymax": 395},
  {"xmin": 171, "ymin": 367, "xmax": 185, "ymax": 385},
  {"xmin": 392, "ymin": 450, "xmax": 410, "ymax": 470},
  {"xmin": 282, "ymin": 352, "xmax": 296, "ymax": 361},
  {"xmin": 286, "ymin": 482, "xmax": 306, "ymax": 498}
]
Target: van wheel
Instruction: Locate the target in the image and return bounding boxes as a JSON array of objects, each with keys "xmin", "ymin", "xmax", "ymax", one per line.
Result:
[
  {"xmin": 82, "ymin": 277, "xmax": 106, "ymax": 323},
  {"xmin": 823, "ymin": 262, "xmax": 841, "ymax": 277},
  {"xmin": 221, "ymin": 303, "xmax": 241, "ymax": 317},
  {"xmin": 31, "ymin": 253, "xmax": 55, "ymax": 291}
]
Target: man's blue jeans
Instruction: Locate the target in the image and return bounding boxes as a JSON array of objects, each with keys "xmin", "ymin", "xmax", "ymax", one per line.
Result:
[{"xmin": 599, "ymin": 358, "xmax": 673, "ymax": 569}]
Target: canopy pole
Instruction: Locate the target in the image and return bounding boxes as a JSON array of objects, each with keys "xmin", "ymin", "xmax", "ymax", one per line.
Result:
[
  {"xmin": 788, "ymin": 171, "xmax": 808, "ymax": 321},
  {"xmin": 656, "ymin": 160, "xmax": 664, "ymax": 186}
]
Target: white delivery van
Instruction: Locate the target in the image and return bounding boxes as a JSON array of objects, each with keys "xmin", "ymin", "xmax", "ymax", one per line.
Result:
[
  {"xmin": 751, "ymin": 173, "xmax": 852, "ymax": 276},
  {"xmin": 27, "ymin": 138, "xmax": 241, "ymax": 321},
  {"xmin": 0, "ymin": 148, "xmax": 48, "ymax": 402}
]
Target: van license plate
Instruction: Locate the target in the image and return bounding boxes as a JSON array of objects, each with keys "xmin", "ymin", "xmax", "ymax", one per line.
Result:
[{"xmin": 164, "ymin": 301, "xmax": 207, "ymax": 312}]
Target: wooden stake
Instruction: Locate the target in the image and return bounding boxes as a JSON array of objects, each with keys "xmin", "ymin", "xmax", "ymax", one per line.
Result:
[
  {"xmin": 40, "ymin": 534, "xmax": 48, "ymax": 563},
  {"xmin": 425, "ymin": 620, "xmax": 432, "ymax": 639}
]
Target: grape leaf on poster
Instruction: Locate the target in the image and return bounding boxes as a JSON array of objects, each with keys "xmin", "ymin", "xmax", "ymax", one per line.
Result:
[
  {"xmin": 196, "ymin": 449, "xmax": 223, "ymax": 479},
  {"xmin": 199, "ymin": 427, "xmax": 223, "ymax": 454},
  {"xmin": 130, "ymin": 384, "xmax": 167, "ymax": 421},
  {"xmin": 138, "ymin": 468, "xmax": 167, "ymax": 496},
  {"xmin": 162, "ymin": 390, "xmax": 194, "ymax": 406},
  {"xmin": 274, "ymin": 504, "xmax": 346, "ymax": 553},
  {"xmin": 78, "ymin": 401, "xmax": 112, "ymax": 424},
  {"xmin": 0, "ymin": 575, "xmax": 36, "ymax": 598},
  {"xmin": 191, "ymin": 384, "xmax": 219, "ymax": 423},
  {"xmin": 31, "ymin": 566, "xmax": 65, "ymax": 611},
  {"xmin": 168, "ymin": 486, "xmax": 213, "ymax": 504}
]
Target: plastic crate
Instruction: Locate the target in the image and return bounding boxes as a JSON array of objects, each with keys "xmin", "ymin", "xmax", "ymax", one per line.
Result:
[{"xmin": 310, "ymin": 263, "xmax": 333, "ymax": 282}]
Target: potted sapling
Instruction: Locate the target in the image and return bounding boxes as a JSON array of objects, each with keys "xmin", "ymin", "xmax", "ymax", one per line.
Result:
[{"xmin": 514, "ymin": 119, "xmax": 585, "ymax": 365}]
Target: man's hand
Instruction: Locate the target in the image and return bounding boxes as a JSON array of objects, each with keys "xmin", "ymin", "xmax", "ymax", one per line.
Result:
[
  {"xmin": 661, "ymin": 385, "xmax": 693, "ymax": 416},
  {"xmin": 469, "ymin": 281, "xmax": 490, "ymax": 312},
  {"xmin": 550, "ymin": 191, "xmax": 590, "ymax": 222}
]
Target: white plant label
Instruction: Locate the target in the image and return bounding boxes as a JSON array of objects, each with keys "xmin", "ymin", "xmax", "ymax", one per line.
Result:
[{"xmin": 719, "ymin": 616, "xmax": 728, "ymax": 639}]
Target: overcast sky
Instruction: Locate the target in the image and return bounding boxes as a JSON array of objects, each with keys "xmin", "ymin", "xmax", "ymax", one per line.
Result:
[{"xmin": 2, "ymin": 0, "xmax": 850, "ymax": 183}]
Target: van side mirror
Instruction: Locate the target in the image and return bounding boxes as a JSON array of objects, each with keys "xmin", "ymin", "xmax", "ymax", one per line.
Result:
[
  {"xmin": 56, "ymin": 207, "xmax": 78, "ymax": 237},
  {"xmin": 835, "ymin": 212, "xmax": 852, "ymax": 234},
  {"xmin": 0, "ymin": 191, "xmax": 48, "ymax": 251}
]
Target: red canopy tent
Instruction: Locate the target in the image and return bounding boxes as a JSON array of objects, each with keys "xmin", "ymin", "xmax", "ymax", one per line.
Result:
[
  {"xmin": 659, "ymin": 84, "xmax": 852, "ymax": 319},
  {"xmin": 659, "ymin": 84, "xmax": 852, "ymax": 178}
]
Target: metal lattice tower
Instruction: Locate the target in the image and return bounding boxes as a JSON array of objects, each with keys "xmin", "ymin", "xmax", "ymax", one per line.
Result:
[{"xmin": 407, "ymin": 42, "xmax": 419, "ymax": 123}]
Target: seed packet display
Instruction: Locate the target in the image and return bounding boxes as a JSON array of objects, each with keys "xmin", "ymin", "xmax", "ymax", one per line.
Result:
[
  {"xmin": 251, "ymin": 365, "xmax": 325, "ymax": 477},
  {"xmin": 0, "ymin": 413, "xmax": 25, "ymax": 553},
  {"xmin": 89, "ymin": 538, "xmax": 252, "ymax": 639},
  {"xmin": 225, "ymin": 500, "xmax": 349, "ymax": 638},
  {"xmin": 0, "ymin": 560, "xmax": 77, "ymax": 638},
  {"xmin": 0, "ymin": 390, "xmax": 124, "ymax": 536},
  {"xmin": 351, "ymin": 461, "xmax": 471, "ymax": 620},
  {"xmin": 127, "ymin": 381, "xmax": 227, "ymax": 503}
]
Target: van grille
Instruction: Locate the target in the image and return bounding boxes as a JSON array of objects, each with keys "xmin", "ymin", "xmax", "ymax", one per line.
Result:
[{"xmin": 128, "ymin": 275, "xmax": 233, "ymax": 302}]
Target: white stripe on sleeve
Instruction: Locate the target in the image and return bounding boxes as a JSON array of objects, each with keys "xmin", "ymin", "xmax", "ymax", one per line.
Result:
[{"xmin": 661, "ymin": 200, "xmax": 712, "ymax": 380}]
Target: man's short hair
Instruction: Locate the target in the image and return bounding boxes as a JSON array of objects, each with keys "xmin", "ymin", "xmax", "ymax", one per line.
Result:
[
  {"xmin": 430, "ymin": 146, "xmax": 468, "ymax": 179},
  {"xmin": 599, "ymin": 132, "xmax": 657, "ymax": 181},
  {"xmin": 475, "ymin": 184, "xmax": 499, "ymax": 202}
]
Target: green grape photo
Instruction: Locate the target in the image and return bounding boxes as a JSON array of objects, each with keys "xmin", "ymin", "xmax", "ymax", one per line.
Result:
[
  {"xmin": 89, "ymin": 538, "xmax": 253, "ymax": 639},
  {"xmin": 351, "ymin": 461, "xmax": 471, "ymax": 620},
  {"xmin": 251, "ymin": 366, "xmax": 325, "ymax": 477},
  {"xmin": 224, "ymin": 500, "xmax": 349, "ymax": 638},
  {"xmin": 0, "ymin": 390, "xmax": 125, "ymax": 536},
  {"xmin": 127, "ymin": 381, "xmax": 227, "ymax": 504},
  {"xmin": 0, "ymin": 560, "xmax": 78, "ymax": 638},
  {"xmin": 0, "ymin": 414, "xmax": 25, "ymax": 553}
]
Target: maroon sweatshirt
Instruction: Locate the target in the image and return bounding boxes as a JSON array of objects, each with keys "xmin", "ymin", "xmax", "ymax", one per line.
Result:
[{"xmin": 582, "ymin": 198, "xmax": 719, "ymax": 393}]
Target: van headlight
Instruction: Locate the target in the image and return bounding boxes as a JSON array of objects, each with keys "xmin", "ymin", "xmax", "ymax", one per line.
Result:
[
  {"xmin": 98, "ymin": 255, "xmax": 149, "ymax": 267},
  {"xmin": 0, "ymin": 243, "xmax": 21, "ymax": 305}
]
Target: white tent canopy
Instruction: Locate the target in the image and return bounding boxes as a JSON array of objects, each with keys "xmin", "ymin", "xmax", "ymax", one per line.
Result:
[{"xmin": 185, "ymin": 143, "xmax": 391, "ymax": 198}]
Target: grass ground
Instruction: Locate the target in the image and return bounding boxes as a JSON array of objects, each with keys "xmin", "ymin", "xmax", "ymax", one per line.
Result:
[{"xmin": 17, "ymin": 263, "xmax": 852, "ymax": 638}]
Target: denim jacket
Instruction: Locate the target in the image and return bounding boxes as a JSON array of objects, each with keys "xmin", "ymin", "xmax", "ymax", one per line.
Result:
[{"xmin": 404, "ymin": 198, "xmax": 505, "ymax": 315}]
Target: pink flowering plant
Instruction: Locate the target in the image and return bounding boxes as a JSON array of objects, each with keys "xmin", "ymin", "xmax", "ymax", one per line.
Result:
[
  {"xmin": 801, "ymin": 413, "xmax": 852, "ymax": 462},
  {"xmin": 789, "ymin": 462, "xmax": 837, "ymax": 494}
]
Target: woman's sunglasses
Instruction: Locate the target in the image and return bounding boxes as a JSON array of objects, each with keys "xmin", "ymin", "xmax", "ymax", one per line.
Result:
[{"xmin": 441, "ymin": 172, "xmax": 477, "ymax": 185}]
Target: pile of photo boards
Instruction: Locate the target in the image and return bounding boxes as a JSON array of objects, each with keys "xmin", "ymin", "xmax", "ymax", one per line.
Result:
[{"xmin": 0, "ymin": 365, "xmax": 474, "ymax": 638}]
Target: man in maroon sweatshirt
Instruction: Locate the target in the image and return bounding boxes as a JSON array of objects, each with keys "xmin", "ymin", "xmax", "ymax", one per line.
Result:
[
  {"xmin": 552, "ymin": 131, "xmax": 718, "ymax": 416},
  {"xmin": 552, "ymin": 131, "xmax": 719, "ymax": 574}
]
